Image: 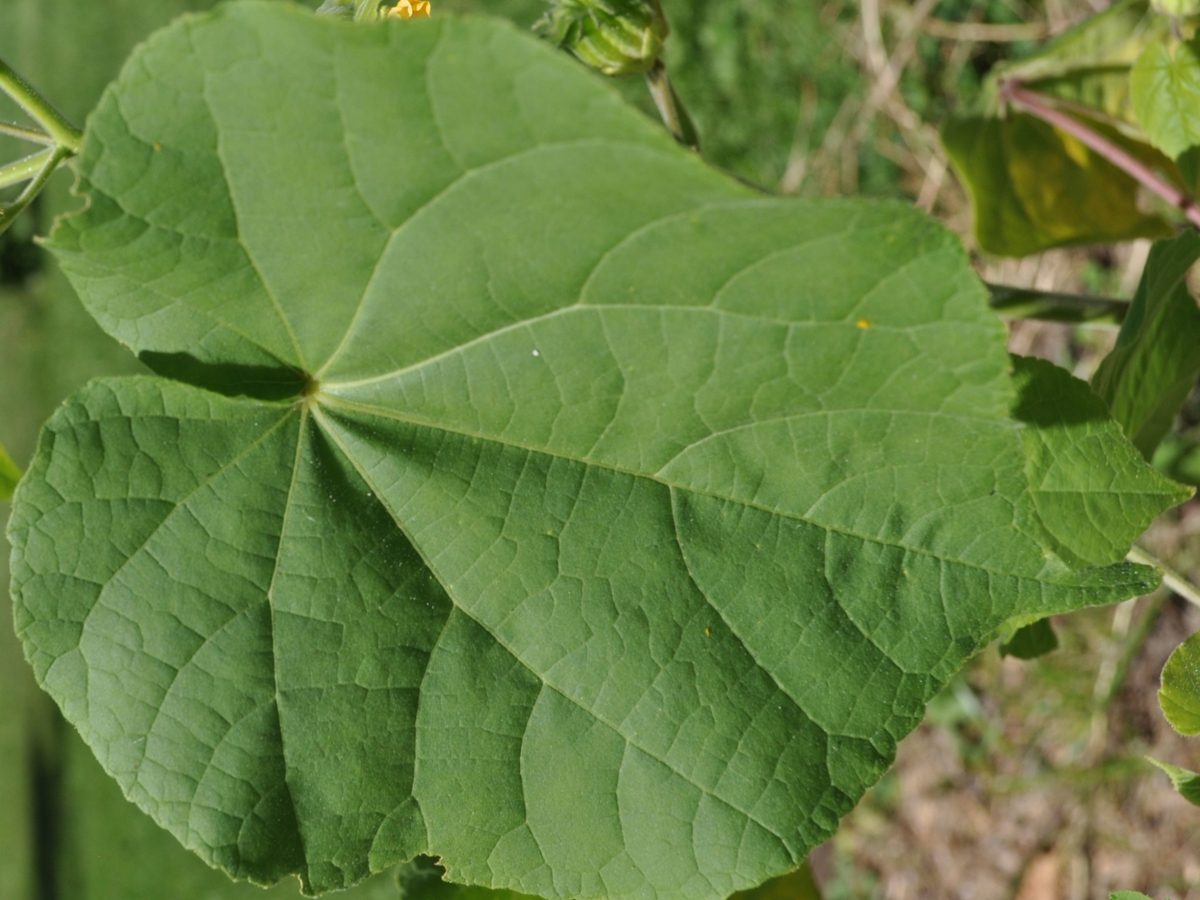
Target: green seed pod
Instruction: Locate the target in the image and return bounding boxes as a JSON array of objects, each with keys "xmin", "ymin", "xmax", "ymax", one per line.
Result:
[{"xmin": 534, "ymin": 0, "xmax": 669, "ymax": 77}]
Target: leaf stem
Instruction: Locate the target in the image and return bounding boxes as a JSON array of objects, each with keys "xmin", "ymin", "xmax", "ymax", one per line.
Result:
[
  {"xmin": 0, "ymin": 119, "xmax": 52, "ymax": 145},
  {"xmin": 1127, "ymin": 545, "xmax": 1200, "ymax": 609},
  {"xmin": 0, "ymin": 144, "xmax": 68, "ymax": 236},
  {"xmin": 985, "ymin": 282, "xmax": 1129, "ymax": 325},
  {"xmin": 0, "ymin": 147, "xmax": 55, "ymax": 190},
  {"xmin": 1002, "ymin": 81, "xmax": 1200, "ymax": 231},
  {"xmin": 645, "ymin": 59, "xmax": 700, "ymax": 151},
  {"xmin": 0, "ymin": 58, "xmax": 81, "ymax": 153}
]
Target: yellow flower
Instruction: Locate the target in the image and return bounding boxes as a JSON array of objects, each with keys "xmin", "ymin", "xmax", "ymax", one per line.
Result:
[{"xmin": 387, "ymin": 0, "xmax": 431, "ymax": 18}]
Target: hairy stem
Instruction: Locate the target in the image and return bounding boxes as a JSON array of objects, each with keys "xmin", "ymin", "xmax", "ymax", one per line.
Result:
[
  {"xmin": 0, "ymin": 58, "xmax": 81, "ymax": 153},
  {"xmin": 1127, "ymin": 545, "xmax": 1200, "ymax": 609},
  {"xmin": 0, "ymin": 119, "xmax": 52, "ymax": 145},
  {"xmin": 0, "ymin": 147, "xmax": 55, "ymax": 191},
  {"xmin": 645, "ymin": 60, "xmax": 700, "ymax": 151},
  {"xmin": 986, "ymin": 282, "xmax": 1129, "ymax": 325},
  {"xmin": 1003, "ymin": 81, "xmax": 1200, "ymax": 231},
  {"xmin": 0, "ymin": 144, "xmax": 69, "ymax": 236}
]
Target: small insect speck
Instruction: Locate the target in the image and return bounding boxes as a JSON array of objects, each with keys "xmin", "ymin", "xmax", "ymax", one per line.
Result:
[
  {"xmin": 856, "ymin": 319, "xmax": 870, "ymax": 329},
  {"xmin": 704, "ymin": 628, "xmax": 711, "ymax": 637},
  {"xmin": 532, "ymin": 349, "xmax": 540, "ymax": 357}
]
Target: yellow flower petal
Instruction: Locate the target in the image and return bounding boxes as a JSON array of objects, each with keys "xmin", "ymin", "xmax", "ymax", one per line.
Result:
[{"xmin": 387, "ymin": 0, "xmax": 431, "ymax": 19}]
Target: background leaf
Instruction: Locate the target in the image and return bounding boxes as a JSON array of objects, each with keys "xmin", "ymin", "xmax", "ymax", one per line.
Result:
[
  {"xmin": 397, "ymin": 858, "xmax": 823, "ymax": 900},
  {"xmin": 942, "ymin": 112, "xmax": 1174, "ymax": 256},
  {"xmin": 998, "ymin": 618, "xmax": 1059, "ymax": 660},
  {"xmin": 988, "ymin": 0, "xmax": 1172, "ymax": 133},
  {"xmin": 1160, "ymin": 630, "xmax": 1200, "ymax": 735},
  {"xmin": 727, "ymin": 863, "xmax": 822, "ymax": 900},
  {"xmin": 1092, "ymin": 232, "xmax": 1200, "ymax": 459},
  {"xmin": 0, "ymin": 441, "xmax": 18, "ymax": 500},
  {"xmin": 1131, "ymin": 38, "xmax": 1200, "ymax": 160},
  {"xmin": 10, "ymin": 4, "xmax": 1184, "ymax": 899}
]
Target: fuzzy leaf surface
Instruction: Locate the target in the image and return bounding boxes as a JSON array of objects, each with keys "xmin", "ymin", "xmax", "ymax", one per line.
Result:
[{"xmin": 10, "ymin": 3, "xmax": 1184, "ymax": 898}]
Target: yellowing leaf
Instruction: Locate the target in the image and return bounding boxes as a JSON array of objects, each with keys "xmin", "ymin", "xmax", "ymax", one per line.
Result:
[{"xmin": 943, "ymin": 112, "xmax": 1173, "ymax": 256}]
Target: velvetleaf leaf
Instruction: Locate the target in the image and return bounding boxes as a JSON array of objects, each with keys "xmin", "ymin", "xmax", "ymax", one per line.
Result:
[{"xmin": 8, "ymin": 3, "xmax": 1185, "ymax": 898}]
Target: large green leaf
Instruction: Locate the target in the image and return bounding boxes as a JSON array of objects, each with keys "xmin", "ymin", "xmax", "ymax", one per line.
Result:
[
  {"xmin": 942, "ymin": 111, "xmax": 1174, "ymax": 257},
  {"xmin": 1132, "ymin": 38, "xmax": 1200, "ymax": 160},
  {"xmin": 9, "ymin": 4, "xmax": 1184, "ymax": 898},
  {"xmin": 1160, "ymin": 630, "xmax": 1200, "ymax": 735},
  {"xmin": 1092, "ymin": 232, "xmax": 1200, "ymax": 459}
]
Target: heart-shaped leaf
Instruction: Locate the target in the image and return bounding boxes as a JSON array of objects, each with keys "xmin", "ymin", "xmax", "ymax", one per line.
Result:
[{"xmin": 8, "ymin": 3, "xmax": 1185, "ymax": 898}]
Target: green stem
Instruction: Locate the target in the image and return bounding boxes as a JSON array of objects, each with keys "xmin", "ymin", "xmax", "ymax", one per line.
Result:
[
  {"xmin": 0, "ymin": 144, "xmax": 68, "ymax": 236},
  {"xmin": 645, "ymin": 59, "xmax": 700, "ymax": 151},
  {"xmin": 0, "ymin": 119, "xmax": 52, "ymax": 145},
  {"xmin": 1099, "ymin": 591, "xmax": 1165, "ymax": 710},
  {"xmin": 0, "ymin": 57, "xmax": 81, "ymax": 153},
  {"xmin": 0, "ymin": 147, "xmax": 54, "ymax": 190},
  {"xmin": 1126, "ymin": 545, "xmax": 1200, "ymax": 609},
  {"xmin": 986, "ymin": 282, "xmax": 1129, "ymax": 325}
]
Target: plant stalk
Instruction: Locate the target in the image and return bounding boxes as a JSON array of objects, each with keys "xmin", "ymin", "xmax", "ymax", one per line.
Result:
[
  {"xmin": 1002, "ymin": 81, "xmax": 1200, "ymax": 231},
  {"xmin": 1127, "ymin": 545, "xmax": 1200, "ymax": 609},
  {"xmin": 0, "ymin": 144, "xmax": 68, "ymax": 236},
  {"xmin": 986, "ymin": 282, "xmax": 1129, "ymax": 325},
  {"xmin": 0, "ymin": 119, "xmax": 52, "ymax": 145},
  {"xmin": 0, "ymin": 147, "xmax": 55, "ymax": 190},
  {"xmin": 645, "ymin": 59, "xmax": 700, "ymax": 151},
  {"xmin": 0, "ymin": 58, "xmax": 81, "ymax": 153}
]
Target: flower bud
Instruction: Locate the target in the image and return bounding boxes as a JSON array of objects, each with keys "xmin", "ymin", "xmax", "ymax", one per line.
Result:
[
  {"xmin": 386, "ymin": 0, "xmax": 431, "ymax": 19},
  {"xmin": 316, "ymin": 0, "xmax": 431, "ymax": 22},
  {"xmin": 534, "ymin": 0, "xmax": 669, "ymax": 77}
]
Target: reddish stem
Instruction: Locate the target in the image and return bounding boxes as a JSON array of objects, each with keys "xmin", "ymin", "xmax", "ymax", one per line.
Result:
[{"xmin": 1002, "ymin": 81, "xmax": 1200, "ymax": 231}]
